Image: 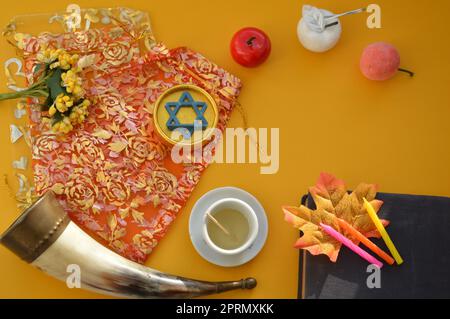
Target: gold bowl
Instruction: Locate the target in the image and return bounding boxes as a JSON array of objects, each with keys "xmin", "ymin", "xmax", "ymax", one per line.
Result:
[{"xmin": 153, "ymin": 84, "xmax": 219, "ymax": 146}]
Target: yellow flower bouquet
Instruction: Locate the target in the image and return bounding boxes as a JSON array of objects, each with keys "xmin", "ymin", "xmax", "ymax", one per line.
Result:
[{"xmin": 0, "ymin": 46, "xmax": 91, "ymax": 133}]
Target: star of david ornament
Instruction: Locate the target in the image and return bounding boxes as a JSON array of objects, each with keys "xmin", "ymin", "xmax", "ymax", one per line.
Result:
[
  {"xmin": 165, "ymin": 91, "xmax": 208, "ymax": 134},
  {"xmin": 153, "ymin": 85, "xmax": 219, "ymax": 146}
]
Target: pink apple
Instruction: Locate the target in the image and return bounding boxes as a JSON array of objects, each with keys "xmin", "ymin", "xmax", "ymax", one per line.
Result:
[{"xmin": 360, "ymin": 42, "xmax": 402, "ymax": 81}]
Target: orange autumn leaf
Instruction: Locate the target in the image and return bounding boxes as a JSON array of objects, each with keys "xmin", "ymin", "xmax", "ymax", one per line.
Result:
[{"xmin": 283, "ymin": 172, "xmax": 390, "ymax": 262}]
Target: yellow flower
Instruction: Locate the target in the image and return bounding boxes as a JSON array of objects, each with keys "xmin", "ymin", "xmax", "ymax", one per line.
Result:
[
  {"xmin": 36, "ymin": 47, "xmax": 80, "ymax": 70},
  {"xmin": 47, "ymin": 51, "xmax": 79, "ymax": 70},
  {"xmin": 61, "ymin": 69, "xmax": 83, "ymax": 97},
  {"xmin": 55, "ymin": 102, "xmax": 67, "ymax": 113},
  {"xmin": 58, "ymin": 53, "xmax": 71, "ymax": 70},
  {"xmin": 37, "ymin": 48, "xmax": 62, "ymax": 64},
  {"xmin": 61, "ymin": 117, "xmax": 73, "ymax": 134},
  {"xmin": 70, "ymin": 54, "xmax": 79, "ymax": 65},
  {"xmin": 48, "ymin": 105, "xmax": 56, "ymax": 116},
  {"xmin": 69, "ymin": 99, "xmax": 90, "ymax": 125},
  {"xmin": 53, "ymin": 116, "xmax": 74, "ymax": 134},
  {"xmin": 72, "ymin": 85, "xmax": 83, "ymax": 96},
  {"xmin": 49, "ymin": 61, "xmax": 60, "ymax": 69},
  {"xmin": 41, "ymin": 117, "xmax": 51, "ymax": 124},
  {"xmin": 53, "ymin": 94, "xmax": 75, "ymax": 113},
  {"xmin": 35, "ymin": 47, "xmax": 88, "ymax": 134},
  {"xmin": 51, "ymin": 115, "xmax": 74, "ymax": 134},
  {"xmin": 52, "ymin": 122, "xmax": 61, "ymax": 132}
]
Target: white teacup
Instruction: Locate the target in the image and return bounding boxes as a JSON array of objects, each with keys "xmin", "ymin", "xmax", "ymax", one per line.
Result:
[{"xmin": 203, "ymin": 198, "xmax": 258, "ymax": 255}]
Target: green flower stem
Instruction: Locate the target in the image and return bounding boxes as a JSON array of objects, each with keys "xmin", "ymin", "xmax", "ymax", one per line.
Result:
[{"xmin": 0, "ymin": 81, "xmax": 49, "ymax": 101}]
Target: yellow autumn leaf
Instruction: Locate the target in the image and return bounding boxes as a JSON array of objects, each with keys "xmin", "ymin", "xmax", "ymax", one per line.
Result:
[
  {"xmin": 92, "ymin": 129, "xmax": 112, "ymax": 139},
  {"xmin": 108, "ymin": 141, "xmax": 127, "ymax": 153}
]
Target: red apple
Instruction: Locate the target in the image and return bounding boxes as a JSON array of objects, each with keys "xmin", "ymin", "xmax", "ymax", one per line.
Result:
[{"xmin": 230, "ymin": 27, "xmax": 271, "ymax": 67}]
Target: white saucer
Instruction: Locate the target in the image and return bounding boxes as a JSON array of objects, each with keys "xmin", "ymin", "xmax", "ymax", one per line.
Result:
[{"xmin": 189, "ymin": 187, "xmax": 268, "ymax": 267}]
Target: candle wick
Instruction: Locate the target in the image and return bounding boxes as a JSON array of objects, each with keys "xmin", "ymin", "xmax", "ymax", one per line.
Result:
[
  {"xmin": 398, "ymin": 68, "xmax": 415, "ymax": 77},
  {"xmin": 246, "ymin": 36, "xmax": 256, "ymax": 46}
]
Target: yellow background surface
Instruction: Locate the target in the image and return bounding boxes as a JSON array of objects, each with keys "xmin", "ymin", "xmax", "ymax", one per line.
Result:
[{"xmin": 0, "ymin": 0, "xmax": 449, "ymax": 299}]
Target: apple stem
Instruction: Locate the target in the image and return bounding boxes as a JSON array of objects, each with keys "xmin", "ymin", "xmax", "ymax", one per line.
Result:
[
  {"xmin": 246, "ymin": 36, "xmax": 256, "ymax": 46},
  {"xmin": 325, "ymin": 21, "xmax": 339, "ymax": 28},
  {"xmin": 398, "ymin": 68, "xmax": 415, "ymax": 77}
]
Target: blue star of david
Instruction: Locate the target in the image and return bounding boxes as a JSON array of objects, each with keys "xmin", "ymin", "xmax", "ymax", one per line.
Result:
[{"xmin": 165, "ymin": 91, "xmax": 208, "ymax": 135}]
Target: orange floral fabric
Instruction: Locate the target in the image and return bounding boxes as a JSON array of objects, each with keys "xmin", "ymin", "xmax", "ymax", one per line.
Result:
[{"xmin": 20, "ymin": 28, "xmax": 241, "ymax": 263}]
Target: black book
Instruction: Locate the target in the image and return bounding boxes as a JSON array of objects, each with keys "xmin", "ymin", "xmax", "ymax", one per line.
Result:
[{"xmin": 298, "ymin": 192, "xmax": 450, "ymax": 299}]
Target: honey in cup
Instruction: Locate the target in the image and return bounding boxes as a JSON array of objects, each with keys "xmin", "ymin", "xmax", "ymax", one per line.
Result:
[
  {"xmin": 203, "ymin": 198, "xmax": 259, "ymax": 255},
  {"xmin": 206, "ymin": 209, "xmax": 250, "ymax": 250}
]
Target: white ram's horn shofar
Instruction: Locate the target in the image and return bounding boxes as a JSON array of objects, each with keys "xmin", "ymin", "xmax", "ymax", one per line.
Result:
[{"xmin": 0, "ymin": 191, "xmax": 257, "ymax": 298}]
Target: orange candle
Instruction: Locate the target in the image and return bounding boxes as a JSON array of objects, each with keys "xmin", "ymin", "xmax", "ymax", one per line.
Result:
[{"xmin": 337, "ymin": 218, "xmax": 395, "ymax": 265}]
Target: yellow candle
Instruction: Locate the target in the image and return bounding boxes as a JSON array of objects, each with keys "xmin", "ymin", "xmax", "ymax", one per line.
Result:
[{"xmin": 363, "ymin": 198, "xmax": 404, "ymax": 265}]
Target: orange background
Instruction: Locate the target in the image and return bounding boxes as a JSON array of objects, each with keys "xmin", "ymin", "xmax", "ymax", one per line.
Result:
[{"xmin": 1, "ymin": 0, "xmax": 449, "ymax": 298}]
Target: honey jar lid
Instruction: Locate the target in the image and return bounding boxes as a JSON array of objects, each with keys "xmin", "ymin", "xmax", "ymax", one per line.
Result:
[{"xmin": 153, "ymin": 84, "xmax": 219, "ymax": 146}]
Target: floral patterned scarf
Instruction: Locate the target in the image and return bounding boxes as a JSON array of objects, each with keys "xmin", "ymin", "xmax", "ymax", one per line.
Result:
[{"xmin": 18, "ymin": 27, "xmax": 241, "ymax": 263}]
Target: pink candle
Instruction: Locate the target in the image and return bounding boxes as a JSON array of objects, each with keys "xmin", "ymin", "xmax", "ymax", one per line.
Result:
[{"xmin": 320, "ymin": 223, "xmax": 383, "ymax": 268}]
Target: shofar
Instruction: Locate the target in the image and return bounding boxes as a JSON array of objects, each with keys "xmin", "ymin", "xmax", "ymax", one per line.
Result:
[{"xmin": 0, "ymin": 191, "xmax": 256, "ymax": 298}]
